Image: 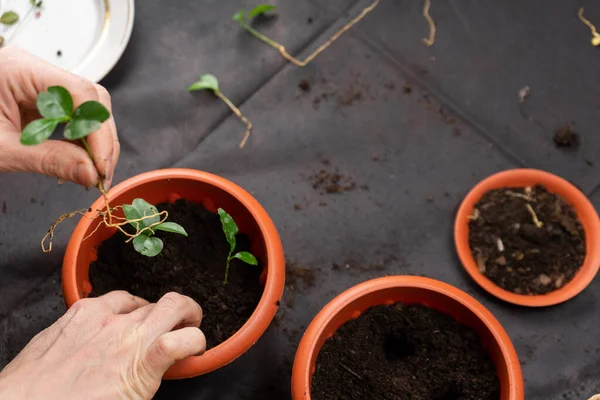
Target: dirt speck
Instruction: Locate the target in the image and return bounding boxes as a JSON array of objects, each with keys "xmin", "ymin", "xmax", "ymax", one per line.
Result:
[
  {"xmin": 554, "ymin": 125, "xmax": 579, "ymax": 149},
  {"xmin": 2, "ymin": 202, "xmax": 6, "ymax": 214},
  {"xmin": 293, "ymin": 204, "xmax": 303, "ymax": 211},
  {"xmin": 585, "ymin": 159, "xmax": 594, "ymax": 167},
  {"xmin": 310, "ymin": 168, "xmax": 356, "ymax": 194},
  {"xmin": 425, "ymin": 196, "xmax": 434, "ymax": 202},
  {"xmin": 307, "ymin": 17, "xmax": 313, "ymax": 24},
  {"xmin": 402, "ymin": 84, "xmax": 412, "ymax": 94},
  {"xmin": 299, "ymin": 79, "xmax": 311, "ymax": 92}
]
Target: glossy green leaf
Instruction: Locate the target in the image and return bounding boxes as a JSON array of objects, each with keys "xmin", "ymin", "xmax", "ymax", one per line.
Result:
[
  {"xmin": 64, "ymin": 119, "xmax": 101, "ymax": 140},
  {"xmin": 232, "ymin": 10, "xmax": 246, "ymax": 22},
  {"xmin": 73, "ymin": 101, "xmax": 110, "ymax": 122},
  {"xmin": 154, "ymin": 222, "xmax": 188, "ymax": 236},
  {"xmin": 233, "ymin": 251, "xmax": 258, "ymax": 265},
  {"xmin": 20, "ymin": 118, "xmax": 60, "ymax": 145},
  {"xmin": 188, "ymin": 74, "xmax": 220, "ymax": 93},
  {"xmin": 218, "ymin": 208, "xmax": 238, "ymax": 254},
  {"xmin": 123, "ymin": 198, "xmax": 161, "ymax": 231},
  {"xmin": 0, "ymin": 11, "xmax": 19, "ymax": 25},
  {"xmin": 133, "ymin": 235, "xmax": 164, "ymax": 257},
  {"xmin": 36, "ymin": 86, "xmax": 73, "ymax": 119},
  {"xmin": 248, "ymin": 4, "xmax": 276, "ymax": 19}
]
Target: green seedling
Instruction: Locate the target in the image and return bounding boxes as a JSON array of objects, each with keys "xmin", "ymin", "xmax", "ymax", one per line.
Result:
[
  {"xmin": 20, "ymin": 86, "xmax": 173, "ymax": 254},
  {"xmin": 218, "ymin": 208, "xmax": 258, "ymax": 284},
  {"xmin": 123, "ymin": 199, "xmax": 188, "ymax": 257},
  {"xmin": 188, "ymin": 73, "xmax": 253, "ymax": 148},
  {"xmin": 233, "ymin": 1, "xmax": 380, "ymax": 67}
]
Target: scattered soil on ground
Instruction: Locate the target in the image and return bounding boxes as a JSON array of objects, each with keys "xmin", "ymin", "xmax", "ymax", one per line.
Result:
[
  {"xmin": 468, "ymin": 185, "xmax": 585, "ymax": 295},
  {"xmin": 402, "ymin": 83, "xmax": 412, "ymax": 94},
  {"xmin": 90, "ymin": 199, "xmax": 264, "ymax": 349},
  {"xmin": 311, "ymin": 303, "xmax": 500, "ymax": 400},
  {"xmin": 554, "ymin": 125, "xmax": 580, "ymax": 149},
  {"xmin": 309, "ymin": 161, "xmax": 356, "ymax": 194}
]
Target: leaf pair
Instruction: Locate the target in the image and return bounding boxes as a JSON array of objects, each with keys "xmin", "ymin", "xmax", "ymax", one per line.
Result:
[
  {"xmin": 123, "ymin": 199, "xmax": 188, "ymax": 257},
  {"xmin": 218, "ymin": 208, "xmax": 258, "ymax": 284},
  {"xmin": 20, "ymin": 86, "xmax": 110, "ymax": 146},
  {"xmin": 233, "ymin": 4, "xmax": 276, "ymax": 24}
]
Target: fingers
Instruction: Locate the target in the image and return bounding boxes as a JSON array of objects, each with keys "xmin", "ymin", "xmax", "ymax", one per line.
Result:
[
  {"xmin": 97, "ymin": 291, "xmax": 149, "ymax": 314},
  {"xmin": 0, "ymin": 127, "xmax": 98, "ymax": 186},
  {"xmin": 140, "ymin": 293, "xmax": 203, "ymax": 343},
  {"xmin": 85, "ymin": 85, "xmax": 119, "ymax": 189},
  {"xmin": 2, "ymin": 47, "xmax": 118, "ymax": 187},
  {"xmin": 144, "ymin": 327, "xmax": 206, "ymax": 376}
]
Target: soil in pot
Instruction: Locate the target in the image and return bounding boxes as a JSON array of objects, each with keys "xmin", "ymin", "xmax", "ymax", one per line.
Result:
[
  {"xmin": 89, "ymin": 199, "xmax": 264, "ymax": 349},
  {"xmin": 468, "ymin": 185, "xmax": 585, "ymax": 295},
  {"xmin": 311, "ymin": 303, "xmax": 500, "ymax": 400}
]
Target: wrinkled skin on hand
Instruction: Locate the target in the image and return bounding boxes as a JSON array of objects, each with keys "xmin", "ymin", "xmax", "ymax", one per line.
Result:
[
  {"xmin": 0, "ymin": 46, "xmax": 119, "ymax": 189},
  {"xmin": 0, "ymin": 291, "xmax": 206, "ymax": 400}
]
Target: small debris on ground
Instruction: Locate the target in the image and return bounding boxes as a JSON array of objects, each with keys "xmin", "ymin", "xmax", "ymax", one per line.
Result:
[
  {"xmin": 56, "ymin": 50, "xmax": 62, "ymax": 57},
  {"xmin": 402, "ymin": 84, "xmax": 412, "ymax": 94},
  {"xmin": 518, "ymin": 86, "xmax": 530, "ymax": 104},
  {"xmin": 298, "ymin": 79, "xmax": 311, "ymax": 92},
  {"xmin": 309, "ymin": 161, "xmax": 357, "ymax": 194},
  {"xmin": 553, "ymin": 125, "xmax": 580, "ymax": 149},
  {"xmin": 307, "ymin": 17, "xmax": 313, "ymax": 24}
]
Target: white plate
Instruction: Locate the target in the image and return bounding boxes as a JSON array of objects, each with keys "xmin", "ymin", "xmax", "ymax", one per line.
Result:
[{"xmin": 1, "ymin": 0, "xmax": 134, "ymax": 82}]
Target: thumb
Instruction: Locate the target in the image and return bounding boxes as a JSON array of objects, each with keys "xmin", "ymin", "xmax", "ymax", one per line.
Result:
[{"xmin": 0, "ymin": 129, "xmax": 99, "ymax": 187}]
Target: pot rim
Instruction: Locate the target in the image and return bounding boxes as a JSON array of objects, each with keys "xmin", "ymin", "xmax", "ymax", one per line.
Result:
[
  {"xmin": 454, "ymin": 168, "xmax": 600, "ymax": 307},
  {"xmin": 62, "ymin": 168, "xmax": 285, "ymax": 378},
  {"xmin": 291, "ymin": 275, "xmax": 523, "ymax": 400}
]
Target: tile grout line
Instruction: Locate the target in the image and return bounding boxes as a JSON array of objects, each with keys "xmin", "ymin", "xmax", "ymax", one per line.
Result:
[{"xmin": 349, "ymin": 29, "xmax": 529, "ymax": 169}]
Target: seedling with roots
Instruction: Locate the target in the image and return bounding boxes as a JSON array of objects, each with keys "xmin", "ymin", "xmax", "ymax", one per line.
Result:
[
  {"xmin": 188, "ymin": 74, "xmax": 253, "ymax": 148},
  {"xmin": 20, "ymin": 86, "xmax": 184, "ymax": 256},
  {"xmin": 218, "ymin": 208, "xmax": 258, "ymax": 285},
  {"xmin": 233, "ymin": 1, "xmax": 380, "ymax": 67}
]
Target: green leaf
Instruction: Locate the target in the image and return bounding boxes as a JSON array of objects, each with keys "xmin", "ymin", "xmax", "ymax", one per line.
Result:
[
  {"xmin": 188, "ymin": 74, "xmax": 220, "ymax": 93},
  {"xmin": 0, "ymin": 11, "xmax": 19, "ymax": 25},
  {"xmin": 36, "ymin": 86, "xmax": 73, "ymax": 119},
  {"xmin": 20, "ymin": 119, "xmax": 60, "ymax": 145},
  {"xmin": 232, "ymin": 10, "xmax": 246, "ymax": 22},
  {"xmin": 233, "ymin": 251, "xmax": 258, "ymax": 266},
  {"xmin": 133, "ymin": 235, "xmax": 164, "ymax": 257},
  {"xmin": 73, "ymin": 101, "xmax": 110, "ymax": 122},
  {"xmin": 248, "ymin": 4, "xmax": 276, "ymax": 19},
  {"xmin": 123, "ymin": 199, "xmax": 160, "ymax": 231},
  {"xmin": 154, "ymin": 222, "xmax": 188, "ymax": 236},
  {"xmin": 218, "ymin": 208, "xmax": 238, "ymax": 253},
  {"xmin": 64, "ymin": 119, "xmax": 101, "ymax": 140}
]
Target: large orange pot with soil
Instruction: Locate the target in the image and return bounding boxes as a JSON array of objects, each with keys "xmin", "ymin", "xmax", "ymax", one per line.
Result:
[
  {"xmin": 63, "ymin": 168, "xmax": 285, "ymax": 379},
  {"xmin": 455, "ymin": 169, "xmax": 600, "ymax": 307},
  {"xmin": 291, "ymin": 276, "xmax": 523, "ymax": 400}
]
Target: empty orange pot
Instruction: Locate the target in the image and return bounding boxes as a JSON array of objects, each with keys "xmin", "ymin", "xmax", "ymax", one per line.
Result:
[
  {"xmin": 291, "ymin": 276, "xmax": 523, "ymax": 400},
  {"xmin": 455, "ymin": 169, "xmax": 600, "ymax": 307},
  {"xmin": 62, "ymin": 168, "xmax": 285, "ymax": 378}
]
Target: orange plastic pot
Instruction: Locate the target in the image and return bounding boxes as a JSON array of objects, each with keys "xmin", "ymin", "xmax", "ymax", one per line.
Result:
[
  {"xmin": 291, "ymin": 276, "xmax": 523, "ymax": 400},
  {"xmin": 455, "ymin": 169, "xmax": 600, "ymax": 307},
  {"xmin": 62, "ymin": 168, "xmax": 285, "ymax": 379}
]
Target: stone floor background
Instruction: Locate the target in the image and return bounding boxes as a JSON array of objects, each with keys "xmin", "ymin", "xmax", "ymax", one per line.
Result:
[{"xmin": 1, "ymin": 1, "xmax": 600, "ymax": 399}]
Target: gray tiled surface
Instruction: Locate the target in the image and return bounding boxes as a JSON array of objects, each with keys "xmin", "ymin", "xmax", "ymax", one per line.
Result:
[{"xmin": 2, "ymin": 1, "xmax": 600, "ymax": 399}]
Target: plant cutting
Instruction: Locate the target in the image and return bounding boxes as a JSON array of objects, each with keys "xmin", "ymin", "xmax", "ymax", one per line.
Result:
[
  {"xmin": 63, "ymin": 169, "xmax": 286, "ymax": 378},
  {"xmin": 0, "ymin": 1, "xmax": 43, "ymax": 47},
  {"xmin": 19, "ymin": 86, "xmax": 180, "ymax": 255},
  {"xmin": 292, "ymin": 276, "xmax": 524, "ymax": 400},
  {"xmin": 233, "ymin": 1, "xmax": 380, "ymax": 67},
  {"xmin": 188, "ymin": 73, "xmax": 253, "ymax": 148},
  {"xmin": 455, "ymin": 169, "xmax": 600, "ymax": 307}
]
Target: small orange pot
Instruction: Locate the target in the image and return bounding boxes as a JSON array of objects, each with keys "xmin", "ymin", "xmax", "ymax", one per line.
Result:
[
  {"xmin": 291, "ymin": 276, "xmax": 523, "ymax": 400},
  {"xmin": 455, "ymin": 169, "xmax": 600, "ymax": 307},
  {"xmin": 63, "ymin": 168, "xmax": 285, "ymax": 379}
]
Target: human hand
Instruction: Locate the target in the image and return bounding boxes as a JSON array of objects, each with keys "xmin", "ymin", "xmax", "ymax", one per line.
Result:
[
  {"xmin": 0, "ymin": 46, "xmax": 119, "ymax": 189},
  {"xmin": 0, "ymin": 291, "xmax": 206, "ymax": 400}
]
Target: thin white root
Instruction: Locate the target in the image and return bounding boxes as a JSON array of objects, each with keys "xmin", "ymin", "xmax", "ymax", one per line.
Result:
[{"xmin": 525, "ymin": 203, "xmax": 544, "ymax": 228}]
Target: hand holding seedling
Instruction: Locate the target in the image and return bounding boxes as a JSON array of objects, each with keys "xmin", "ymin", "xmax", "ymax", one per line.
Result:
[
  {"xmin": 0, "ymin": 47, "xmax": 119, "ymax": 188},
  {"xmin": 218, "ymin": 208, "xmax": 258, "ymax": 284}
]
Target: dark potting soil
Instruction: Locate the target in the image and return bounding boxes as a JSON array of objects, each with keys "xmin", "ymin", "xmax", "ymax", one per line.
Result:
[
  {"xmin": 468, "ymin": 185, "xmax": 585, "ymax": 295},
  {"xmin": 311, "ymin": 303, "xmax": 500, "ymax": 400},
  {"xmin": 89, "ymin": 199, "xmax": 264, "ymax": 349}
]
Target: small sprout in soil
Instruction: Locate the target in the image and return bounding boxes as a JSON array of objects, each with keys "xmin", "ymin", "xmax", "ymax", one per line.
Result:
[
  {"xmin": 578, "ymin": 7, "xmax": 600, "ymax": 47},
  {"xmin": 188, "ymin": 73, "xmax": 253, "ymax": 148},
  {"xmin": 218, "ymin": 208, "xmax": 258, "ymax": 285},
  {"xmin": 0, "ymin": 11, "xmax": 19, "ymax": 25},
  {"xmin": 233, "ymin": 1, "xmax": 379, "ymax": 67},
  {"xmin": 123, "ymin": 198, "xmax": 187, "ymax": 257},
  {"xmin": 421, "ymin": 0, "xmax": 436, "ymax": 47}
]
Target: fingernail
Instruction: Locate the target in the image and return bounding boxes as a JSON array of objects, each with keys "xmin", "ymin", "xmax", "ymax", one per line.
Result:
[{"xmin": 74, "ymin": 163, "xmax": 96, "ymax": 187}]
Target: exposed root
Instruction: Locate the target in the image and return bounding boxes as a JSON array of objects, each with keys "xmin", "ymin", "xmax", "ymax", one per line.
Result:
[
  {"xmin": 422, "ymin": 0, "xmax": 436, "ymax": 47},
  {"xmin": 339, "ymin": 362, "xmax": 363, "ymax": 381},
  {"xmin": 525, "ymin": 203, "xmax": 544, "ymax": 228},
  {"xmin": 506, "ymin": 190, "xmax": 534, "ymax": 202},
  {"xmin": 468, "ymin": 208, "xmax": 480, "ymax": 221},
  {"xmin": 578, "ymin": 7, "xmax": 600, "ymax": 47},
  {"xmin": 242, "ymin": 0, "xmax": 379, "ymax": 67}
]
